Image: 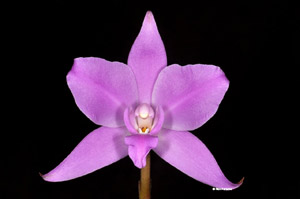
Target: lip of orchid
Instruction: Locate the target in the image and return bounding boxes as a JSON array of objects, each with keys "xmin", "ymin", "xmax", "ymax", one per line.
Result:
[{"xmin": 124, "ymin": 104, "xmax": 161, "ymax": 168}]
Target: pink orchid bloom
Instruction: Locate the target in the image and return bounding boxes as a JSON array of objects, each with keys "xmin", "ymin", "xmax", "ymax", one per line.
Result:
[{"xmin": 42, "ymin": 11, "xmax": 243, "ymax": 189}]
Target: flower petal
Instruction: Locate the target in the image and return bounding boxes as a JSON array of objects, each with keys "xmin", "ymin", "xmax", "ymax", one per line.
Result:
[
  {"xmin": 127, "ymin": 11, "xmax": 167, "ymax": 103},
  {"xmin": 42, "ymin": 127, "xmax": 128, "ymax": 182},
  {"xmin": 124, "ymin": 107, "xmax": 138, "ymax": 134},
  {"xmin": 67, "ymin": 57, "xmax": 138, "ymax": 127},
  {"xmin": 153, "ymin": 129, "xmax": 242, "ymax": 189},
  {"xmin": 125, "ymin": 135, "xmax": 158, "ymax": 168},
  {"xmin": 152, "ymin": 64, "xmax": 229, "ymax": 131},
  {"xmin": 149, "ymin": 106, "xmax": 164, "ymax": 135}
]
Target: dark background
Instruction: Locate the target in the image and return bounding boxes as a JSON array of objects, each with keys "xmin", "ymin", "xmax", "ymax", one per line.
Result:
[{"xmin": 3, "ymin": 0, "xmax": 298, "ymax": 198}]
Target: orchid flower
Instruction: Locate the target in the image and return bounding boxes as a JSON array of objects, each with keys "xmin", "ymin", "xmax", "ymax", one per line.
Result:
[{"xmin": 42, "ymin": 11, "xmax": 243, "ymax": 190}]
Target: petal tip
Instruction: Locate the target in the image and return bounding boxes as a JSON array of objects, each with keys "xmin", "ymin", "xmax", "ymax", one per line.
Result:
[
  {"xmin": 40, "ymin": 172, "xmax": 58, "ymax": 182},
  {"xmin": 230, "ymin": 177, "xmax": 244, "ymax": 189},
  {"xmin": 145, "ymin": 11, "xmax": 154, "ymax": 20},
  {"xmin": 238, "ymin": 177, "xmax": 245, "ymax": 185},
  {"xmin": 142, "ymin": 11, "xmax": 156, "ymax": 30},
  {"xmin": 39, "ymin": 172, "xmax": 52, "ymax": 182},
  {"xmin": 39, "ymin": 172, "xmax": 47, "ymax": 181}
]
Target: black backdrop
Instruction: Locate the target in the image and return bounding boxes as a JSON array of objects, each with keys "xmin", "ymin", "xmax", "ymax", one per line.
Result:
[{"xmin": 3, "ymin": 0, "xmax": 298, "ymax": 198}]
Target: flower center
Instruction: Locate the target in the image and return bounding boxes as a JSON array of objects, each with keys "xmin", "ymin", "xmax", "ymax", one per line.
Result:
[{"xmin": 135, "ymin": 103, "xmax": 154, "ymax": 134}]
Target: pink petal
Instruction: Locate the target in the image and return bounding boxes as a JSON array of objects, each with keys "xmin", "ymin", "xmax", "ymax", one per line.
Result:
[
  {"xmin": 152, "ymin": 64, "xmax": 229, "ymax": 131},
  {"xmin": 153, "ymin": 129, "xmax": 243, "ymax": 189},
  {"xmin": 149, "ymin": 106, "xmax": 164, "ymax": 135},
  {"xmin": 125, "ymin": 135, "xmax": 158, "ymax": 168},
  {"xmin": 42, "ymin": 127, "xmax": 128, "ymax": 182},
  {"xmin": 67, "ymin": 57, "xmax": 138, "ymax": 127},
  {"xmin": 127, "ymin": 11, "xmax": 167, "ymax": 104},
  {"xmin": 123, "ymin": 107, "xmax": 138, "ymax": 134}
]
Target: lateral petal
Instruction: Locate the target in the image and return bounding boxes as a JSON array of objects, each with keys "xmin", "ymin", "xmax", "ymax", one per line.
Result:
[
  {"xmin": 152, "ymin": 64, "xmax": 229, "ymax": 131},
  {"xmin": 67, "ymin": 57, "xmax": 138, "ymax": 127}
]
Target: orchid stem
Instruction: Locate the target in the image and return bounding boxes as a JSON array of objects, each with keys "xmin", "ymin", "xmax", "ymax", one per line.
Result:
[{"xmin": 139, "ymin": 153, "xmax": 151, "ymax": 199}]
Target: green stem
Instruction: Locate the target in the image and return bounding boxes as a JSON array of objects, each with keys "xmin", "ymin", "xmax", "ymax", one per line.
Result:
[{"xmin": 139, "ymin": 153, "xmax": 151, "ymax": 199}]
